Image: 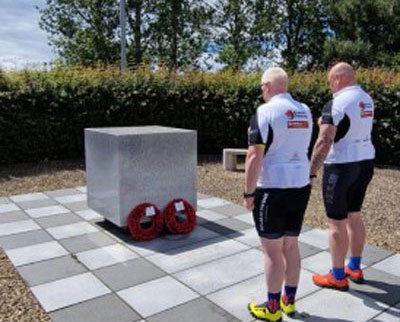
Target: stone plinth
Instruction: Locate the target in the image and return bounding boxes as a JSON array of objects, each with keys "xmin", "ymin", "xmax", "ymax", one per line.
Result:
[{"xmin": 85, "ymin": 126, "xmax": 197, "ymax": 227}]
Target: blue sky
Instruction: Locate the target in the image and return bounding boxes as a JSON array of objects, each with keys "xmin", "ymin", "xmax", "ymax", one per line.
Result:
[{"xmin": 0, "ymin": 0, "xmax": 54, "ymax": 69}]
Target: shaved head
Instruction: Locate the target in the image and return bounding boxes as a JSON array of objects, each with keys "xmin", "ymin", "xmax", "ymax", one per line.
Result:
[
  {"xmin": 328, "ymin": 62, "xmax": 357, "ymax": 93},
  {"xmin": 261, "ymin": 67, "xmax": 288, "ymax": 91}
]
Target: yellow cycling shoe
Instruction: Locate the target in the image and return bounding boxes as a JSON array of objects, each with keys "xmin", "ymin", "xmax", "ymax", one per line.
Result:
[
  {"xmin": 248, "ymin": 301, "xmax": 282, "ymax": 321},
  {"xmin": 280, "ymin": 295, "xmax": 296, "ymax": 316}
]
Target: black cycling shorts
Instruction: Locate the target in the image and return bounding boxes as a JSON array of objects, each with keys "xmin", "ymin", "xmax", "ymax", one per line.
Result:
[
  {"xmin": 322, "ymin": 159, "xmax": 374, "ymax": 220},
  {"xmin": 252, "ymin": 185, "xmax": 311, "ymax": 239}
]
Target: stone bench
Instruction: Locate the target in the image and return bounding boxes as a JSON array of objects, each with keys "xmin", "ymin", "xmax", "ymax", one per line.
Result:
[{"xmin": 223, "ymin": 148, "xmax": 248, "ymax": 171}]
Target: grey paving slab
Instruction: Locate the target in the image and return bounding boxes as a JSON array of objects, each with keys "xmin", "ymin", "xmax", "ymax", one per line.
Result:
[
  {"xmin": 10, "ymin": 192, "xmax": 49, "ymax": 203},
  {"xmin": 201, "ymin": 217, "xmax": 253, "ymax": 236},
  {"xmin": 287, "ymin": 289, "xmax": 388, "ymax": 322},
  {"xmin": 0, "ymin": 219, "xmax": 41, "ymax": 237},
  {"xmin": 350, "ymin": 267, "xmax": 400, "ymax": 306},
  {"xmin": 211, "ymin": 203, "xmax": 249, "ymax": 216},
  {"xmin": 298, "ymin": 241, "xmax": 324, "ymax": 259},
  {"xmin": 49, "ymin": 293, "xmax": 141, "ymax": 322},
  {"xmin": 6, "ymin": 241, "xmax": 69, "ymax": 266},
  {"xmin": 370, "ymin": 254, "xmax": 400, "ymax": 278},
  {"xmin": 76, "ymin": 244, "xmax": 138, "ymax": 270},
  {"xmin": 45, "ymin": 188, "xmax": 82, "ymax": 198},
  {"xmin": 298, "ymin": 228, "xmax": 330, "ymax": 250},
  {"xmin": 0, "ymin": 210, "xmax": 28, "ymax": 224},
  {"xmin": 59, "ymin": 231, "xmax": 117, "ymax": 253},
  {"xmin": 147, "ymin": 297, "xmax": 241, "ymax": 322},
  {"xmin": 17, "ymin": 255, "xmax": 87, "ymax": 287},
  {"xmin": 235, "ymin": 212, "xmax": 254, "ymax": 225},
  {"xmin": 229, "ymin": 228, "xmax": 260, "ymax": 248},
  {"xmin": 197, "ymin": 197, "xmax": 231, "ymax": 209},
  {"xmin": 118, "ymin": 225, "xmax": 220, "ymax": 257},
  {"xmin": 46, "ymin": 222, "xmax": 98, "ymax": 240},
  {"xmin": 63, "ymin": 200, "xmax": 89, "ymax": 212},
  {"xmin": 35, "ymin": 212, "xmax": 83, "ymax": 229},
  {"xmin": 76, "ymin": 186, "xmax": 87, "ymax": 193},
  {"xmin": 174, "ymin": 248, "xmax": 264, "ymax": 295},
  {"xmin": 146, "ymin": 237, "xmax": 249, "ymax": 273},
  {"xmin": 117, "ymin": 276, "xmax": 199, "ymax": 317},
  {"xmin": 31, "ymin": 272, "xmax": 111, "ymax": 312},
  {"xmin": 0, "ymin": 203, "xmax": 20, "ymax": 214},
  {"xmin": 26, "ymin": 205, "xmax": 70, "ymax": 218},
  {"xmin": 0, "ymin": 230, "xmax": 53, "ymax": 250},
  {"xmin": 196, "ymin": 209, "xmax": 227, "ymax": 224},
  {"xmin": 207, "ymin": 269, "xmax": 320, "ymax": 322},
  {"xmin": 17, "ymin": 198, "xmax": 58, "ymax": 210},
  {"xmin": 94, "ymin": 258, "xmax": 166, "ymax": 291},
  {"xmin": 301, "ymin": 251, "xmax": 332, "ymax": 274},
  {"xmin": 75, "ymin": 209, "xmax": 103, "ymax": 221},
  {"xmin": 301, "ymin": 224, "xmax": 313, "ymax": 233},
  {"xmin": 359, "ymin": 245, "xmax": 395, "ymax": 267},
  {"xmin": 55, "ymin": 194, "xmax": 87, "ymax": 204},
  {"xmin": 0, "ymin": 197, "xmax": 10, "ymax": 204},
  {"xmin": 369, "ymin": 303, "xmax": 400, "ymax": 322}
]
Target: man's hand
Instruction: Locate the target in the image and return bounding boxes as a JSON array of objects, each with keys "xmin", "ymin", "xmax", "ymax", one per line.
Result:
[{"xmin": 244, "ymin": 197, "xmax": 255, "ymax": 211}]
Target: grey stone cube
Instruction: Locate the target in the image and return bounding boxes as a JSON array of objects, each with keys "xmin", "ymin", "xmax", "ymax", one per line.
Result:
[{"xmin": 85, "ymin": 126, "xmax": 197, "ymax": 227}]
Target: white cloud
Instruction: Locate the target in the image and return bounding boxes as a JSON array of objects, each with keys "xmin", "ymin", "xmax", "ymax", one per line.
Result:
[{"xmin": 0, "ymin": 0, "xmax": 54, "ymax": 69}]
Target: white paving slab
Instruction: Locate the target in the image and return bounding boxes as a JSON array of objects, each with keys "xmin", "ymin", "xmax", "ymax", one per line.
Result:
[
  {"xmin": 287, "ymin": 289, "xmax": 389, "ymax": 322},
  {"xmin": 0, "ymin": 219, "xmax": 41, "ymax": 237},
  {"xmin": 31, "ymin": 272, "xmax": 111, "ymax": 312},
  {"xmin": 55, "ymin": 194, "xmax": 87, "ymax": 204},
  {"xmin": 197, "ymin": 197, "xmax": 231, "ymax": 209},
  {"xmin": 230, "ymin": 228, "xmax": 260, "ymax": 247},
  {"xmin": 298, "ymin": 228, "xmax": 330, "ymax": 250},
  {"xmin": 26, "ymin": 205, "xmax": 70, "ymax": 218},
  {"xmin": 197, "ymin": 209, "xmax": 227, "ymax": 222},
  {"xmin": 46, "ymin": 222, "xmax": 98, "ymax": 240},
  {"xmin": 10, "ymin": 192, "xmax": 49, "ymax": 203},
  {"xmin": 0, "ymin": 203, "xmax": 20, "ymax": 214},
  {"xmin": 146, "ymin": 237, "xmax": 249, "ymax": 273},
  {"xmin": 174, "ymin": 248, "xmax": 264, "ymax": 295},
  {"xmin": 76, "ymin": 186, "xmax": 87, "ymax": 193},
  {"xmin": 235, "ymin": 212, "xmax": 254, "ymax": 225},
  {"xmin": 301, "ymin": 251, "xmax": 333, "ymax": 274},
  {"xmin": 6, "ymin": 241, "xmax": 68, "ymax": 266},
  {"xmin": 370, "ymin": 303, "xmax": 400, "ymax": 322},
  {"xmin": 372, "ymin": 254, "xmax": 400, "ymax": 277},
  {"xmin": 207, "ymin": 269, "xmax": 320, "ymax": 322},
  {"xmin": 75, "ymin": 209, "xmax": 103, "ymax": 221},
  {"xmin": 117, "ymin": 276, "xmax": 198, "ymax": 317},
  {"xmin": 77, "ymin": 244, "xmax": 138, "ymax": 270}
]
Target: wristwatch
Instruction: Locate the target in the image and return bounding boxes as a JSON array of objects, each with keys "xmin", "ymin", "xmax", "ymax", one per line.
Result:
[{"xmin": 243, "ymin": 191, "xmax": 255, "ymax": 198}]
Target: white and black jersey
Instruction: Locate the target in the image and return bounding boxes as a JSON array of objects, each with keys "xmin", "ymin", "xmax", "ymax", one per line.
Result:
[
  {"xmin": 248, "ymin": 93, "xmax": 313, "ymax": 189},
  {"xmin": 321, "ymin": 85, "xmax": 375, "ymax": 164}
]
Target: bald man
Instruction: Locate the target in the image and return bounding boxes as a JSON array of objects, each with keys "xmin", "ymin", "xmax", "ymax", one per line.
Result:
[
  {"xmin": 310, "ymin": 62, "xmax": 375, "ymax": 291},
  {"xmin": 245, "ymin": 67, "xmax": 313, "ymax": 321}
]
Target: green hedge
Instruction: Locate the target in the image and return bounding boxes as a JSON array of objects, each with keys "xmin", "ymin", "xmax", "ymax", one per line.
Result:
[{"xmin": 0, "ymin": 67, "xmax": 399, "ymax": 165}]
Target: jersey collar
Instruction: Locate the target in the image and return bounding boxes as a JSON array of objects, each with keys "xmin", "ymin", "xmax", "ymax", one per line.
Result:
[
  {"xmin": 333, "ymin": 85, "xmax": 360, "ymax": 98},
  {"xmin": 269, "ymin": 92, "xmax": 292, "ymax": 102}
]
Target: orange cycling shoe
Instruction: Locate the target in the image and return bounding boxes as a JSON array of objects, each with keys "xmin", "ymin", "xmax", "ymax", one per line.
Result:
[
  {"xmin": 312, "ymin": 271, "xmax": 349, "ymax": 291},
  {"xmin": 345, "ymin": 266, "xmax": 364, "ymax": 284}
]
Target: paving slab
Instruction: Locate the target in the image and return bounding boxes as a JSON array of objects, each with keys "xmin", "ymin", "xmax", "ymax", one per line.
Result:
[
  {"xmin": 146, "ymin": 237, "xmax": 249, "ymax": 273},
  {"xmin": 10, "ymin": 192, "xmax": 49, "ymax": 203},
  {"xmin": 47, "ymin": 222, "xmax": 98, "ymax": 240},
  {"xmin": 197, "ymin": 197, "xmax": 231, "ymax": 209},
  {"xmin": 298, "ymin": 241, "xmax": 324, "ymax": 259},
  {"xmin": 55, "ymin": 194, "xmax": 87, "ymax": 204},
  {"xmin": 201, "ymin": 217, "xmax": 253, "ymax": 236},
  {"xmin": 229, "ymin": 228, "xmax": 260, "ymax": 248},
  {"xmin": 75, "ymin": 209, "xmax": 103, "ymax": 221},
  {"xmin": 0, "ymin": 230, "xmax": 53, "ymax": 250},
  {"xmin": 211, "ymin": 203, "xmax": 249, "ymax": 216},
  {"xmin": 94, "ymin": 258, "xmax": 166, "ymax": 291},
  {"xmin": 35, "ymin": 212, "xmax": 83, "ymax": 228},
  {"xmin": 0, "ymin": 197, "xmax": 10, "ymax": 204},
  {"xmin": 0, "ymin": 219, "xmax": 41, "ymax": 237},
  {"xmin": 76, "ymin": 244, "xmax": 138, "ymax": 270},
  {"xmin": 117, "ymin": 276, "xmax": 199, "ymax": 317},
  {"xmin": 63, "ymin": 200, "xmax": 89, "ymax": 212},
  {"xmin": 197, "ymin": 193, "xmax": 211, "ymax": 200},
  {"xmin": 6, "ymin": 240, "xmax": 68, "ymax": 266},
  {"xmin": 0, "ymin": 203, "xmax": 20, "ymax": 214},
  {"xmin": 31, "ymin": 272, "xmax": 111, "ymax": 312},
  {"xmin": 59, "ymin": 231, "xmax": 117, "ymax": 253},
  {"xmin": 26, "ymin": 205, "xmax": 70, "ymax": 218},
  {"xmin": 371, "ymin": 254, "xmax": 400, "ymax": 278},
  {"xmin": 369, "ymin": 303, "xmax": 400, "ymax": 322},
  {"xmin": 147, "ymin": 297, "xmax": 241, "ymax": 322},
  {"xmin": 358, "ymin": 244, "xmax": 395, "ymax": 267},
  {"xmin": 298, "ymin": 228, "xmax": 330, "ymax": 250},
  {"xmin": 17, "ymin": 198, "xmax": 58, "ymax": 210},
  {"xmin": 196, "ymin": 209, "xmax": 227, "ymax": 224},
  {"xmin": 0, "ymin": 210, "xmax": 28, "ymax": 224},
  {"xmin": 174, "ymin": 248, "xmax": 264, "ymax": 295},
  {"xmin": 234, "ymin": 212, "xmax": 254, "ymax": 225},
  {"xmin": 76, "ymin": 186, "xmax": 87, "ymax": 193},
  {"xmin": 45, "ymin": 188, "xmax": 82, "ymax": 198},
  {"xmin": 17, "ymin": 255, "xmax": 87, "ymax": 287},
  {"xmin": 49, "ymin": 293, "xmax": 141, "ymax": 322}
]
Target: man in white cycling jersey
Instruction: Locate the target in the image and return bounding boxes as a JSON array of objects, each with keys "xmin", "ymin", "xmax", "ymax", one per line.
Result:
[
  {"xmin": 311, "ymin": 62, "xmax": 375, "ymax": 291},
  {"xmin": 244, "ymin": 67, "xmax": 313, "ymax": 322}
]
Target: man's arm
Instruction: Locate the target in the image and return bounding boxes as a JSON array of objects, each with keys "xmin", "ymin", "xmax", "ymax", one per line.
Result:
[
  {"xmin": 244, "ymin": 145, "xmax": 264, "ymax": 210},
  {"xmin": 310, "ymin": 123, "xmax": 337, "ymax": 176}
]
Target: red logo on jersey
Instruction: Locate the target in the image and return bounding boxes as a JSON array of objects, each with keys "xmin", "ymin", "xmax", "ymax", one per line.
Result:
[
  {"xmin": 359, "ymin": 102, "xmax": 373, "ymax": 118},
  {"xmin": 285, "ymin": 110, "xmax": 295, "ymax": 119},
  {"xmin": 288, "ymin": 121, "xmax": 309, "ymax": 128}
]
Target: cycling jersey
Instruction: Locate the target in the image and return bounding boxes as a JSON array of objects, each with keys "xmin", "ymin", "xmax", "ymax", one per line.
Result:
[
  {"xmin": 248, "ymin": 93, "xmax": 313, "ymax": 188},
  {"xmin": 321, "ymin": 85, "xmax": 375, "ymax": 164}
]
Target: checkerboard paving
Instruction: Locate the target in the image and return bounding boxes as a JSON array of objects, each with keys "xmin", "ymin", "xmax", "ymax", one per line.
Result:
[{"xmin": 0, "ymin": 189, "xmax": 399, "ymax": 322}]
